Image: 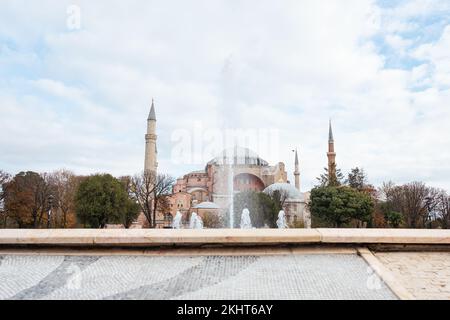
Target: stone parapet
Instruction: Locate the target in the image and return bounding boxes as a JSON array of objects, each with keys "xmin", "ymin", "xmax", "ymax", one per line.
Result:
[
  {"xmin": 317, "ymin": 228, "xmax": 450, "ymax": 244},
  {"xmin": 0, "ymin": 228, "xmax": 449, "ymax": 247}
]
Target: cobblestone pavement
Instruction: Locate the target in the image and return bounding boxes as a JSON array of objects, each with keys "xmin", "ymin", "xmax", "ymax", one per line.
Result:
[
  {"xmin": 376, "ymin": 252, "xmax": 450, "ymax": 300},
  {"xmin": 0, "ymin": 254, "xmax": 396, "ymax": 300}
]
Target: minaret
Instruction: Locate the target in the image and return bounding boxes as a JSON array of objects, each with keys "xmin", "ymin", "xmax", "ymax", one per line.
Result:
[
  {"xmin": 327, "ymin": 120, "xmax": 336, "ymax": 180},
  {"xmin": 294, "ymin": 148, "xmax": 300, "ymax": 191},
  {"xmin": 144, "ymin": 99, "xmax": 158, "ymax": 173}
]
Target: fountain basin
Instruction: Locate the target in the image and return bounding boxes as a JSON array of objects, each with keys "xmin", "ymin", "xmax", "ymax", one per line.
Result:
[
  {"xmin": 0, "ymin": 229, "xmax": 320, "ymax": 247},
  {"xmin": 1, "ymin": 229, "xmax": 450, "ymax": 248}
]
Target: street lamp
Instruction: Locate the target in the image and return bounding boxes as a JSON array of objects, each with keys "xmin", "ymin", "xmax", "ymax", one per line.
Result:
[
  {"xmin": 47, "ymin": 195, "xmax": 54, "ymax": 229},
  {"xmin": 425, "ymin": 196, "xmax": 433, "ymax": 229}
]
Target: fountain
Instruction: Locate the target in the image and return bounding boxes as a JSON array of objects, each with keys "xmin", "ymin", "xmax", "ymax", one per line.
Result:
[
  {"xmin": 172, "ymin": 211, "xmax": 182, "ymax": 229},
  {"xmin": 276, "ymin": 210, "xmax": 288, "ymax": 229},
  {"xmin": 197, "ymin": 216, "xmax": 204, "ymax": 229},
  {"xmin": 228, "ymin": 162, "xmax": 234, "ymax": 228},
  {"xmin": 189, "ymin": 212, "xmax": 197, "ymax": 229},
  {"xmin": 189, "ymin": 212, "xmax": 204, "ymax": 229},
  {"xmin": 240, "ymin": 208, "xmax": 253, "ymax": 229}
]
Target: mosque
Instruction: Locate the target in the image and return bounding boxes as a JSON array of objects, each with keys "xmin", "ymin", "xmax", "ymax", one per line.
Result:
[{"xmin": 143, "ymin": 101, "xmax": 337, "ymax": 228}]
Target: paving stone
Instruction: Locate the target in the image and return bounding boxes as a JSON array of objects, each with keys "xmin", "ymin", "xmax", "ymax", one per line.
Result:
[
  {"xmin": 0, "ymin": 255, "xmax": 64, "ymax": 299},
  {"xmin": 376, "ymin": 252, "xmax": 450, "ymax": 300},
  {"xmin": 0, "ymin": 254, "xmax": 396, "ymax": 300},
  {"xmin": 12, "ymin": 256, "xmax": 100, "ymax": 300}
]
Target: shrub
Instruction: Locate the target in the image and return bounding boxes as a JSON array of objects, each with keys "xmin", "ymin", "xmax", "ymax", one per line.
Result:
[
  {"xmin": 201, "ymin": 211, "xmax": 224, "ymax": 228},
  {"xmin": 310, "ymin": 186, "xmax": 374, "ymax": 228},
  {"xmin": 75, "ymin": 174, "xmax": 139, "ymax": 228}
]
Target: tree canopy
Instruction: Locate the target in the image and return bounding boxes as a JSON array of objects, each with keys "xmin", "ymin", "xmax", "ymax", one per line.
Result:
[
  {"xmin": 310, "ymin": 186, "xmax": 374, "ymax": 227},
  {"xmin": 316, "ymin": 163, "xmax": 345, "ymax": 187},
  {"xmin": 129, "ymin": 171, "xmax": 174, "ymax": 228},
  {"xmin": 378, "ymin": 181, "xmax": 445, "ymax": 228},
  {"xmin": 3, "ymin": 171, "xmax": 54, "ymax": 228},
  {"xmin": 347, "ymin": 167, "xmax": 368, "ymax": 190},
  {"xmin": 75, "ymin": 174, "xmax": 138, "ymax": 228}
]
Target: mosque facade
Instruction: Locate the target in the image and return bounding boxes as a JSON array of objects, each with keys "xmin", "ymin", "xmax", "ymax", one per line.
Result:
[{"xmin": 143, "ymin": 101, "xmax": 338, "ymax": 228}]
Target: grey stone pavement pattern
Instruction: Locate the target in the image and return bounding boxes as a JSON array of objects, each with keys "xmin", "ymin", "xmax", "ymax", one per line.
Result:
[
  {"xmin": 376, "ymin": 252, "xmax": 450, "ymax": 300},
  {"xmin": 12, "ymin": 256, "xmax": 100, "ymax": 300},
  {"xmin": 0, "ymin": 254, "xmax": 396, "ymax": 300}
]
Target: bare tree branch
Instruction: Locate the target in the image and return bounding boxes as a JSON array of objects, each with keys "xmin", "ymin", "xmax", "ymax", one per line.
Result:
[{"xmin": 130, "ymin": 171, "xmax": 175, "ymax": 228}]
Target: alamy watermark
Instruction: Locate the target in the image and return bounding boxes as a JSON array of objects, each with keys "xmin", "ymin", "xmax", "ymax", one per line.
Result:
[
  {"xmin": 66, "ymin": 264, "xmax": 82, "ymax": 290},
  {"xmin": 366, "ymin": 266, "xmax": 384, "ymax": 291},
  {"xmin": 170, "ymin": 122, "xmax": 280, "ymax": 165},
  {"xmin": 66, "ymin": 5, "xmax": 81, "ymax": 30}
]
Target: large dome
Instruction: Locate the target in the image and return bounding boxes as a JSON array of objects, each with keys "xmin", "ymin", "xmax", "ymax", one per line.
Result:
[
  {"xmin": 207, "ymin": 147, "xmax": 269, "ymax": 166},
  {"xmin": 194, "ymin": 201, "xmax": 220, "ymax": 209},
  {"xmin": 263, "ymin": 183, "xmax": 304, "ymax": 201}
]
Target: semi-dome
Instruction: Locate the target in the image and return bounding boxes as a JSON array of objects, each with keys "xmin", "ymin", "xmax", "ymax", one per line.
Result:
[
  {"xmin": 194, "ymin": 201, "xmax": 220, "ymax": 209},
  {"xmin": 263, "ymin": 183, "xmax": 304, "ymax": 201},
  {"xmin": 207, "ymin": 146, "xmax": 269, "ymax": 166}
]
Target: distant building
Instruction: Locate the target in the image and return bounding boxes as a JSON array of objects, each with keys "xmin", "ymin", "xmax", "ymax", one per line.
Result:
[
  {"xmin": 263, "ymin": 183, "xmax": 311, "ymax": 228},
  {"xmin": 144, "ymin": 99, "xmax": 158, "ymax": 173},
  {"xmin": 141, "ymin": 101, "xmax": 339, "ymax": 228},
  {"xmin": 170, "ymin": 146, "xmax": 295, "ymax": 223}
]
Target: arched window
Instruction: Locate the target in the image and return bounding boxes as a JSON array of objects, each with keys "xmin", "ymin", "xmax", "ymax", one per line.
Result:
[{"xmin": 233, "ymin": 173, "xmax": 265, "ymax": 192}]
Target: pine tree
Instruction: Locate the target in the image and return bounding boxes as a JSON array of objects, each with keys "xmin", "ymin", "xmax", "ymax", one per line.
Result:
[{"xmin": 316, "ymin": 163, "xmax": 345, "ymax": 187}]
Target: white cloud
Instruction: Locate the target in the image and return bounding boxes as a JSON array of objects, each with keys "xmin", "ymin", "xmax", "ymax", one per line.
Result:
[
  {"xmin": 413, "ymin": 25, "xmax": 450, "ymax": 87},
  {"xmin": 382, "ymin": 0, "xmax": 450, "ymax": 20},
  {"xmin": 0, "ymin": 0, "xmax": 450, "ymax": 191},
  {"xmin": 32, "ymin": 78, "xmax": 85, "ymax": 100},
  {"xmin": 385, "ymin": 34, "xmax": 413, "ymax": 54}
]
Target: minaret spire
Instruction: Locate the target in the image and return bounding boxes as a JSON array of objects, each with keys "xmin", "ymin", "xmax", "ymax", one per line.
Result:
[
  {"xmin": 148, "ymin": 98, "xmax": 156, "ymax": 121},
  {"xmin": 144, "ymin": 99, "xmax": 158, "ymax": 172},
  {"xmin": 327, "ymin": 119, "xmax": 336, "ymax": 183},
  {"xmin": 294, "ymin": 148, "xmax": 300, "ymax": 191},
  {"xmin": 328, "ymin": 119, "xmax": 334, "ymax": 143}
]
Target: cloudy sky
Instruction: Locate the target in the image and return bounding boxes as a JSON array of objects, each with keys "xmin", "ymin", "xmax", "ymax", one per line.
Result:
[{"xmin": 1, "ymin": 0, "xmax": 450, "ymax": 191}]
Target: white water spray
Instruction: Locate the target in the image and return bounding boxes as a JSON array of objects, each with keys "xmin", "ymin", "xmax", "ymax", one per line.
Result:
[
  {"xmin": 276, "ymin": 210, "xmax": 288, "ymax": 229},
  {"xmin": 240, "ymin": 208, "xmax": 253, "ymax": 229},
  {"xmin": 172, "ymin": 211, "xmax": 183, "ymax": 229},
  {"xmin": 189, "ymin": 212, "xmax": 204, "ymax": 229},
  {"xmin": 228, "ymin": 163, "xmax": 234, "ymax": 228}
]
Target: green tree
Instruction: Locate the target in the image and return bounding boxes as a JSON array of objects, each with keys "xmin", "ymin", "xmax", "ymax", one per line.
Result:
[
  {"xmin": 385, "ymin": 210, "xmax": 403, "ymax": 228},
  {"xmin": 316, "ymin": 163, "xmax": 345, "ymax": 187},
  {"xmin": 75, "ymin": 174, "xmax": 138, "ymax": 228},
  {"xmin": 310, "ymin": 186, "xmax": 374, "ymax": 227},
  {"xmin": 266, "ymin": 189, "xmax": 287, "ymax": 210},
  {"xmin": 347, "ymin": 167, "xmax": 367, "ymax": 191},
  {"xmin": 377, "ymin": 201, "xmax": 403, "ymax": 228},
  {"xmin": 122, "ymin": 199, "xmax": 140, "ymax": 228},
  {"xmin": 202, "ymin": 211, "xmax": 224, "ymax": 228}
]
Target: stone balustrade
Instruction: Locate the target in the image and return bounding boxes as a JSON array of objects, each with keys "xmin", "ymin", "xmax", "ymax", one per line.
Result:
[{"xmin": 0, "ymin": 228, "xmax": 449, "ymax": 247}]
